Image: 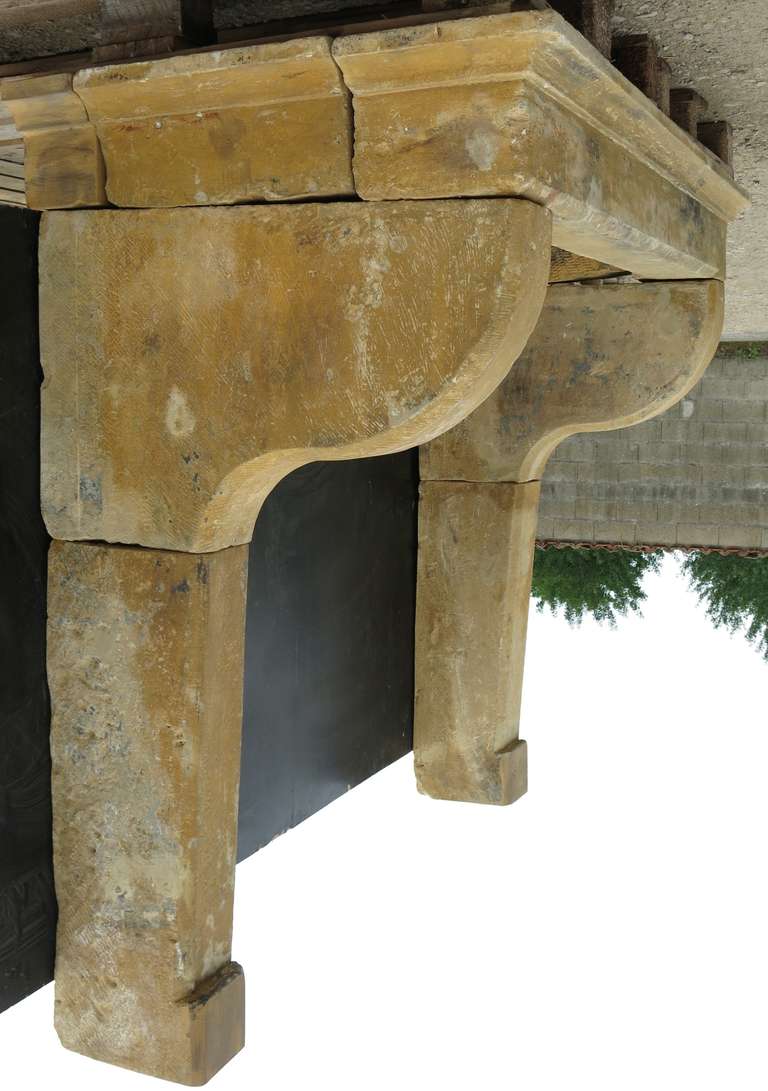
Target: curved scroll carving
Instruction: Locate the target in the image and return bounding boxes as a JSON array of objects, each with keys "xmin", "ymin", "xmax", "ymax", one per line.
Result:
[
  {"xmin": 422, "ymin": 279, "xmax": 725, "ymax": 483},
  {"xmin": 40, "ymin": 198, "xmax": 551, "ymax": 552}
]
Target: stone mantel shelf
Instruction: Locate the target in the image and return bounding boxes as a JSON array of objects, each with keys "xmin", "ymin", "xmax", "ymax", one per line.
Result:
[{"xmin": 1, "ymin": 9, "xmax": 748, "ymax": 278}]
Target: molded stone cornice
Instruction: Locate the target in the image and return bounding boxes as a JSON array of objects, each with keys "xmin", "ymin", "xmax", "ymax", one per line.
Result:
[
  {"xmin": 334, "ymin": 11, "xmax": 747, "ymax": 278},
  {"xmin": 1, "ymin": 11, "xmax": 748, "ymax": 279}
]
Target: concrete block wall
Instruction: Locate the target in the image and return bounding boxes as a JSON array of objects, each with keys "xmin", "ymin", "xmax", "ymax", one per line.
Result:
[{"xmin": 538, "ymin": 347, "xmax": 768, "ymax": 550}]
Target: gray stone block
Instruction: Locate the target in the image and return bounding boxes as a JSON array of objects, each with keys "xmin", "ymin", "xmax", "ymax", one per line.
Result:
[
  {"xmin": 703, "ymin": 421, "xmax": 749, "ymax": 443},
  {"xmin": 636, "ymin": 522, "xmax": 677, "ymax": 546},
  {"xmin": 701, "ymin": 464, "xmax": 745, "ymax": 486},
  {"xmin": 642, "ymin": 441, "xmax": 683, "ymax": 464},
  {"xmin": 537, "ymin": 515, "xmax": 556, "ymax": 539},
  {"xmin": 695, "ymin": 399, "xmax": 724, "ymax": 422},
  {"xmin": 552, "ymin": 518, "xmax": 595, "ymax": 541},
  {"xmin": 701, "ymin": 377, "xmax": 747, "ymax": 399},
  {"xmin": 718, "ymin": 526, "xmax": 764, "ymax": 549},
  {"xmin": 721, "ymin": 399, "xmax": 766, "ymax": 421},
  {"xmin": 742, "ymin": 467, "xmax": 768, "ymax": 489},
  {"xmin": 618, "ymin": 500, "xmax": 659, "ymax": 522},
  {"xmin": 593, "ymin": 521, "xmax": 637, "ymax": 544},
  {"xmin": 676, "ymin": 523, "xmax": 721, "ymax": 546},
  {"xmin": 574, "ymin": 498, "xmax": 617, "ymax": 520},
  {"xmin": 543, "ymin": 460, "xmax": 579, "ymax": 483}
]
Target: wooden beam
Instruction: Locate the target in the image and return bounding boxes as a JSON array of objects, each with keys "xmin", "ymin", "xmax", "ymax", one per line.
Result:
[{"xmin": 670, "ymin": 87, "xmax": 708, "ymax": 136}]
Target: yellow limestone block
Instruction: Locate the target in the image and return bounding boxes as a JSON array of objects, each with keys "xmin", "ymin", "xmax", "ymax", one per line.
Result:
[
  {"xmin": 1, "ymin": 72, "xmax": 105, "ymax": 209},
  {"xmin": 333, "ymin": 10, "xmax": 749, "ymax": 279},
  {"xmin": 73, "ymin": 37, "xmax": 355, "ymax": 207},
  {"xmin": 40, "ymin": 198, "xmax": 551, "ymax": 552},
  {"xmin": 416, "ymin": 279, "xmax": 724, "ymax": 804},
  {"xmin": 415, "ymin": 479, "xmax": 537, "ymax": 805},
  {"xmin": 422, "ymin": 279, "xmax": 725, "ymax": 482},
  {"xmin": 49, "ymin": 540, "xmax": 248, "ymax": 1085}
]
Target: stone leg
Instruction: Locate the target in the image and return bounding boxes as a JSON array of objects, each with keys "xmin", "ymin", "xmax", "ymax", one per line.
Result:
[
  {"xmin": 47, "ymin": 540, "xmax": 248, "ymax": 1086},
  {"xmin": 416, "ymin": 280, "xmax": 724, "ymax": 804},
  {"xmin": 414, "ymin": 481, "xmax": 539, "ymax": 805}
]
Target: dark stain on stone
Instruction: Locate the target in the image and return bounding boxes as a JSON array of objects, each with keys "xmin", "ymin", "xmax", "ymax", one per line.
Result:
[
  {"xmin": 79, "ymin": 475, "xmax": 102, "ymax": 510},
  {"xmin": 172, "ymin": 579, "xmax": 190, "ymax": 594},
  {"xmin": 196, "ymin": 560, "xmax": 208, "ymax": 586}
]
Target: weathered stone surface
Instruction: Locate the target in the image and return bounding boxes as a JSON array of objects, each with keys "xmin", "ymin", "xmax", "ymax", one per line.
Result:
[
  {"xmin": 48, "ymin": 540, "xmax": 248, "ymax": 1084},
  {"xmin": 40, "ymin": 198, "xmax": 551, "ymax": 552},
  {"xmin": 422, "ymin": 280, "xmax": 725, "ymax": 482},
  {"xmin": 1, "ymin": 72, "xmax": 105, "ymax": 209},
  {"xmin": 415, "ymin": 480, "xmax": 537, "ymax": 805},
  {"xmin": 549, "ymin": 246, "xmax": 622, "ymax": 282},
  {"xmin": 416, "ymin": 279, "xmax": 724, "ymax": 804},
  {"xmin": 73, "ymin": 37, "xmax": 355, "ymax": 207},
  {"xmin": 333, "ymin": 10, "xmax": 748, "ymax": 278}
]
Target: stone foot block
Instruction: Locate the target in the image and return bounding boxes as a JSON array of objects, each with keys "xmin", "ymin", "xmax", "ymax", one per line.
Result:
[
  {"xmin": 417, "ymin": 738, "xmax": 528, "ymax": 807},
  {"xmin": 57, "ymin": 962, "xmax": 245, "ymax": 1086}
]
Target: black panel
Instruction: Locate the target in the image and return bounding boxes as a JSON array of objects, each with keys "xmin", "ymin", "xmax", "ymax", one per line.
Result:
[
  {"xmin": 238, "ymin": 453, "xmax": 417, "ymax": 860},
  {"xmin": 0, "ymin": 206, "xmax": 56, "ymax": 1013}
]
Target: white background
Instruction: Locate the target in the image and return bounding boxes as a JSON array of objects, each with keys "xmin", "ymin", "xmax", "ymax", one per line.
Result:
[{"xmin": 4, "ymin": 553, "xmax": 767, "ymax": 1090}]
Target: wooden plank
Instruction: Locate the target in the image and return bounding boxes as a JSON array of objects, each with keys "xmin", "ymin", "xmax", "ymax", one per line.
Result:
[
  {"xmin": 0, "ymin": 172, "xmax": 24, "ymax": 191},
  {"xmin": 612, "ymin": 33, "xmax": 664, "ymax": 107},
  {"xmin": 670, "ymin": 87, "xmax": 708, "ymax": 136},
  {"xmin": 548, "ymin": 0, "xmax": 614, "ymax": 57},
  {"xmin": 699, "ymin": 120, "xmax": 734, "ymax": 171},
  {"xmin": 0, "ymin": 0, "xmax": 96, "ymax": 24},
  {"xmin": 0, "ymin": 157, "xmax": 23, "ymax": 176},
  {"xmin": 0, "ymin": 185, "xmax": 24, "ymax": 204}
]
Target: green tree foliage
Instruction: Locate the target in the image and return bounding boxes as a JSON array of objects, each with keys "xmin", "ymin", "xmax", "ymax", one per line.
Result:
[
  {"xmin": 682, "ymin": 551, "xmax": 768, "ymax": 659},
  {"xmin": 531, "ymin": 545, "xmax": 662, "ymax": 626}
]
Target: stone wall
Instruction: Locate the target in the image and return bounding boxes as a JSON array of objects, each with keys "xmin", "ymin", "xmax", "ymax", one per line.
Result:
[{"xmin": 538, "ymin": 347, "xmax": 768, "ymax": 551}]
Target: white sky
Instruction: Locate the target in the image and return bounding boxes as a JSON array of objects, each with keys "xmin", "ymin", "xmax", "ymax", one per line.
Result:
[{"xmin": 5, "ymin": 552, "xmax": 767, "ymax": 1090}]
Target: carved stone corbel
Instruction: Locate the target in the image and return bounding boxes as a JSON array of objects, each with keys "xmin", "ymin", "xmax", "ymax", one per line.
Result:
[
  {"xmin": 42, "ymin": 197, "xmax": 551, "ymax": 1082},
  {"xmin": 415, "ymin": 278, "xmax": 724, "ymax": 805}
]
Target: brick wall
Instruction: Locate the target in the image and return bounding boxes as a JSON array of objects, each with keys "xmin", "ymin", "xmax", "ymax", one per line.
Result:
[{"xmin": 537, "ymin": 347, "xmax": 768, "ymax": 550}]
